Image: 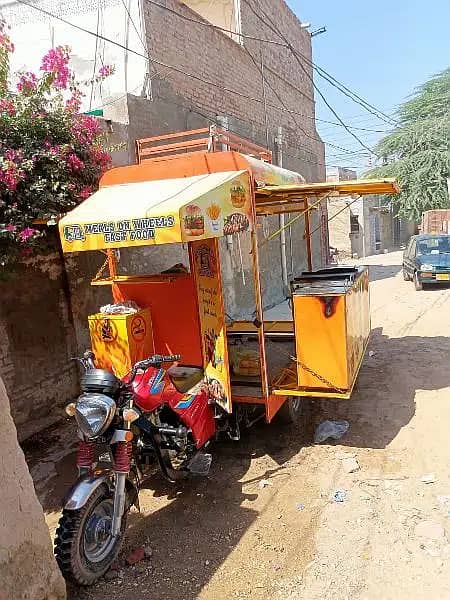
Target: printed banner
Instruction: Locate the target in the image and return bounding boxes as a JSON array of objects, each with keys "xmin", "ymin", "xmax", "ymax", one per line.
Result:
[
  {"xmin": 180, "ymin": 172, "xmax": 252, "ymax": 242},
  {"xmin": 60, "ymin": 214, "xmax": 181, "ymax": 252},
  {"xmin": 190, "ymin": 238, "xmax": 232, "ymax": 413}
]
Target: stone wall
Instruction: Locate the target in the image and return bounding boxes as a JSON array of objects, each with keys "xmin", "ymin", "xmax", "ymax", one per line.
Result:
[
  {"xmin": 0, "ymin": 376, "xmax": 66, "ymax": 600},
  {"xmin": 0, "ymin": 243, "xmax": 110, "ymax": 440}
]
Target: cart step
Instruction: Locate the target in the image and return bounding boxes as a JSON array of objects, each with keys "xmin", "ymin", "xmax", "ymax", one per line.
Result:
[{"xmin": 188, "ymin": 452, "xmax": 212, "ymax": 476}]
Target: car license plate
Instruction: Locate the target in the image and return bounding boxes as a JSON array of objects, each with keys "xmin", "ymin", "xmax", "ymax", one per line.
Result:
[{"xmin": 436, "ymin": 274, "xmax": 449, "ymax": 281}]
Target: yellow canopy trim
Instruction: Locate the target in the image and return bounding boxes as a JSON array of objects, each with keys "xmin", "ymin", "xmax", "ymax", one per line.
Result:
[
  {"xmin": 59, "ymin": 170, "xmax": 252, "ymax": 252},
  {"xmin": 255, "ymin": 178, "xmax": 400, "ymax": 215}
]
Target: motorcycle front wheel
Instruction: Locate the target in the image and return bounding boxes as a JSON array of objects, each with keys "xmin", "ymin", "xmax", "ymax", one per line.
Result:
[{"xmin": 54, "ymin": 485, "xmax": 126, "ymax": 586}]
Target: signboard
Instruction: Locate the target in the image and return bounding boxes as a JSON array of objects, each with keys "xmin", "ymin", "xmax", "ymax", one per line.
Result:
[
  {"xmin": 190, "ymin": 238, "xmax": 232, "ymax": 413},
  {"xmin": 180, "ymin": 171, "xmax": 252, "ymax": 242},
  {"xmin": 61, "ymin": 214, "xmax": 179, "ymax": 251}
]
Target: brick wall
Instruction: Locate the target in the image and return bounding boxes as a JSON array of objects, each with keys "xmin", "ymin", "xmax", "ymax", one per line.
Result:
[{"xmin": 144, "ymin": 0, "xmax": 325, "ymax": 181}]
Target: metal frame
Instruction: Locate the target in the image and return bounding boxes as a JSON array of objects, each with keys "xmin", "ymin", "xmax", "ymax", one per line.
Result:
[{"xmin": 136, "ymin": 126, "xmax": 272, "ymax": 164}]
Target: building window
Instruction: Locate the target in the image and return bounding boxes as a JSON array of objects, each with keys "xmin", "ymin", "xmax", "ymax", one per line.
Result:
[
  {"xmin": 350, "ymin": 215, "xmax": 360, "ymax": 233},
  {"xmin": 181, "ymin": 0, "xmax": 243, "ymax": 44}
]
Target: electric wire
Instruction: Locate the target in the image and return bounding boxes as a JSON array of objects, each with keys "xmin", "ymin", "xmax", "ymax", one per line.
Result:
[
  {"xmin": 145, "ymin": 0, "xmax": 397, "ymax": 127},
  {"xmin": 15, "ymin": 0, "xmax": 366, "ymax": 157},
  {"xmin": 243, "ymin": 0, "xmax": 378, "ymax": 156}
]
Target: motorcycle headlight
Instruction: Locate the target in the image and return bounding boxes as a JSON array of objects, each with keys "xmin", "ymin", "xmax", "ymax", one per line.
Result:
[
  {"xmin": 75, "ymin": 393, "xmax": 116, "ymax": 439},
  {"xmin": 420, "ymin": 264, "xmax": 434, "ymax": 272}
]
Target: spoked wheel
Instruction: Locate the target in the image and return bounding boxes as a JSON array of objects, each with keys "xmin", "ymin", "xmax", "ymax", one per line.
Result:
[
  {"xmin": 403, "ymin": 269, "xmax": 411, "ymax": 281},
  {"xmin": 277, "ymin": 396, "xmax": 305, "ymax": 424},
  {"xmin": 54, "ymin": 486, "xmax": 126, "ymax": 586}
]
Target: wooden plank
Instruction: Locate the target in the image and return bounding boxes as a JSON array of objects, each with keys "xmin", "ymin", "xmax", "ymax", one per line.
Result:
[{"xmin": 137, "ymin": 128, "xmax": 210, "ymax": 145}]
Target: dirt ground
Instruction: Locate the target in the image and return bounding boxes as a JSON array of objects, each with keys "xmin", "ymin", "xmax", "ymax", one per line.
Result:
[{"xmin": 24, "ymin": 250, "xmax": 450, "ymax": 599}]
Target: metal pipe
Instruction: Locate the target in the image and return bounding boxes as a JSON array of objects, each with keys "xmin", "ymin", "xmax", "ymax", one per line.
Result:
[
  {"xmin": 304, "ymin": 200, "xmax": 313, "ymax": 271},
  {"xmin": 111, "ymin": 472, "xmax": 127, "ymax": 536},
  {"xmin": 275, "ymin": 127, "xmax": 288, "ymax": 288}
]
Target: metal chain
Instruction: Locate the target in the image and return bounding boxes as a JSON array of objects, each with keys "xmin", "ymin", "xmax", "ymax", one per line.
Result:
[
  {"xmin": 264, "ymin": 335, "xmax": 346, "ymax": 395},
  {"xmin": 291, "ymin": 354, "xmax": 346, "ymax": 395}
]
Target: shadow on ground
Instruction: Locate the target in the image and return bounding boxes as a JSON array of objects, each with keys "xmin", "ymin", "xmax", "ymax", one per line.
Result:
[
  {"xmin": 365, "ymin": 264, "xmax": 402, "ymax": 282},
  {"xmin": 315, "ymin": 326, "xmax": 450, "ymax": 449},
  {"xmin": 23, "ymin": 413, "xmax": 313, "ymax": 600}
]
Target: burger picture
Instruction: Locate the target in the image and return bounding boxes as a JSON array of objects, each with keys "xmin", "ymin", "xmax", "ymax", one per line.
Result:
[
  {"xmin": 230, "ymin": 184, "xmax": 247, "ymax": 208},
  {"xmin": 184, "ymin": 204, "xmax": 205, "ymax": 236}
]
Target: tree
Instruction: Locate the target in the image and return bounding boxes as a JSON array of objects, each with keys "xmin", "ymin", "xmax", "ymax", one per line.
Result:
[
  {"xmin": 366, "ymin": 69, "xmax": 450, "ymax": 221},
  {"xmin": 0, "ymin": 20, "xmax": 112, "ymax": 267}
]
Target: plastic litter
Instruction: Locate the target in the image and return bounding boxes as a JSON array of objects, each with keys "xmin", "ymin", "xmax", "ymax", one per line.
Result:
[
  {"xmin": 333, "ymin": 490, "xmax": 347, "ymax": 503},
  {"xmin": 342, "ymin": 457, "xmax": 360, "ymax": 473},
  {"xmin": 259, "ymin": 479, "xmax": 273, "ymax": 489},
  {"xmin": 314, "ymin": 420, "xmax": 349, "ymax": 444},
  {"xmin": 420, "ymin": 473, "xmax": 437, "ymax": 484},
  {"xmin": 437, "ymin": 495, "xmax": 450, "ymax": 506},
  {"xmin": 415, "ymin": 520, "xmax": 446, "ymax": 541},
  {"xmin": 100, "ymin": 301, "xmax": 140, "ymax": 315},
  {"xmin": 368, "ymin": 350, "xmax": 376, "ymax": 358},
  {"xmin": 296, "ymin": 503, "xmax": 305, "ymax": 511}
]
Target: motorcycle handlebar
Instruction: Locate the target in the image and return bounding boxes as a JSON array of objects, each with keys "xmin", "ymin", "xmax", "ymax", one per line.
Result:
[{"xmin": 128, "ymin": 354, "xmax": 181, "ymax": 384}]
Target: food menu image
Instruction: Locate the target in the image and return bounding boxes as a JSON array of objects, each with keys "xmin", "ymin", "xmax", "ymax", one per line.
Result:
[
  {"xmin": 191, "ymin": 238, "xmax": 232, "ymax": 413},
  {"xmin": 181, "ymin": 172, "xmax": 252, "ymax": 241}
]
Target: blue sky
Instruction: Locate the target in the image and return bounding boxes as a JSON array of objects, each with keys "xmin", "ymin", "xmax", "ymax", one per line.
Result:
[{"xmin": 288, "ymin": 0, "xmax": 450, "ymax": 171}]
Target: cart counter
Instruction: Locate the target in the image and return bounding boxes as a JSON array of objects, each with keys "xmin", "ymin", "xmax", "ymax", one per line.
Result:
[{"xmin": 291, "ymin": 267, "xmax": 370, "ymax": 394}]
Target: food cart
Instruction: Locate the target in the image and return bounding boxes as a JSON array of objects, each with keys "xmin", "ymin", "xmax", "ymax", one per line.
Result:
[{"xmin": 59, "ymin": 128, "xmax": 399, "ymax": 423}]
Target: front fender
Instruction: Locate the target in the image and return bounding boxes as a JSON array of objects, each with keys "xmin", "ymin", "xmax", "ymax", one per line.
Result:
[
  {"xmin": 63, "ymin": 469, "xmax": 114, "ymax": 510},
  {"xmin": 63, "ymin": 469, "xmax": 140, "ymax": 511}
]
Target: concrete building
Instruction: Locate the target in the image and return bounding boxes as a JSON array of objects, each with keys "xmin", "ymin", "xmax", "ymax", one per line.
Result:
[{"xmin": 1, "ymin": 0, "xmax": 327, "ymax": 435}]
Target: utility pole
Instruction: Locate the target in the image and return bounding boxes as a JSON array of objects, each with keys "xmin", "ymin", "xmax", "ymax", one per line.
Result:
[{"xmin": 275, "ymin": 127, "xmax": 288, "ymax": 289}]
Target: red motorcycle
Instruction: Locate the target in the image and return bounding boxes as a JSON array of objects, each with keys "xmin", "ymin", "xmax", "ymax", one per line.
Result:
[{"xmin": 55, "ymin": 352, "xmax": 230, "ymax": 585}]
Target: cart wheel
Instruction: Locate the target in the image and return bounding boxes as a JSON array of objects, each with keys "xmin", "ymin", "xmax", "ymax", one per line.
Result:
[
  {"xmin": 277, "ymin": 396, "xmax": 304, "ymax": 424},
  {"xmin": 402, "ymin": 269, "xmax": 410, "ymax": 281}
]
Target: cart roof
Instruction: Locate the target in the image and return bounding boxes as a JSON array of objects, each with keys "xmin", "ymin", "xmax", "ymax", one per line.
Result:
[
  {"xmin": 255, "ymin": 178, "xmax": 400, "ymax": 215},
  {"xmin": 59, "ymin": 170, "xmax": 252, "ymax": 252}
]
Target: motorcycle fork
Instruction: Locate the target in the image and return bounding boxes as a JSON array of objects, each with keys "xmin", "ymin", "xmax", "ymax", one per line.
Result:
[{"xmin": 111, "ymin": 439, "xmax": 132, "ymax": 536}]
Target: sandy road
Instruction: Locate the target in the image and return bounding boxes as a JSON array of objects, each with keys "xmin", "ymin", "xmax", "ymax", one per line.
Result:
[{"xmin": 25, "ymin": 250, "xmax": 450, "ymax": 599}]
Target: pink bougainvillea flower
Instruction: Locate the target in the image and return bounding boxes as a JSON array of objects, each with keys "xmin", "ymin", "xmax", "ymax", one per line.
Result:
[
  {"xmin": 0, "ymin": 98, "xmax": 15, "ymax": 117},
  {"xmin": 0, "ymin": 21, "xmax": 14, "ymax": 53},
  {"xmin": 40, "ymin": 45, "xmax": 71, "ymax": 89},
  {"xmin": 66, "ymin": 93, "xmax": 82, "ymax": 113},
  {"xmin": 79, "ymin": 186, "xmax": 91, "ymax": 200},
  {"xmin": 16, "ymin": 71, "xmax": 38, "ymax": 94},
  {"xmin": 67, "ymin": 153, "xmax": 84, "ymax": 171},
  {"xmin": 98, "ymin": 64, "xmax": 115, "ymax": 78},
  {"xmin": 0, "ymin": 167, "xmax": 19, "ymax": 191},
  {"xmin": 72, "ymin": 114, "xmax": 101, "ymax": 144},
  {"xmin": 18, "ymin": 227, "xmax": 37, "ymax": 242},
  {"xmin": 5, "ymin": 224, "xmax": 16, "ymax": 232}
]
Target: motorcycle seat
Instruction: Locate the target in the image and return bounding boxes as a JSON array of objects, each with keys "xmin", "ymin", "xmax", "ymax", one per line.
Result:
[{"xmin": 167, "ymin": 365, "xmax": 204, "ymax": 394}]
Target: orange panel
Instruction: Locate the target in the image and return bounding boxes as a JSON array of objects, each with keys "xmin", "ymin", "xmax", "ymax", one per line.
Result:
[
  {"xmin": 112, "ymin": 275, "xmax": 202, "ymax": 366},
  {"xmin": 293, "ymin": 295, "xmax": 348, "ymax": 390},
  {"xmin": 100, "ymin": 151, "xmax": 251, "ymax": 187}
]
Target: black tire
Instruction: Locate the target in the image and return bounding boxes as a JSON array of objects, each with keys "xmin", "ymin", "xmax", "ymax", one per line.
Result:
[
  {"xmin": 54, "ymin": 485, "xmax": 126, "ymax": 586},
  {"xmin": 277, "ymin": 396, "xmax": 305, "ymax": 424},
  {"xmin": 414, "ymin": 271, "xmax": 423, "ymax": 291}
]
